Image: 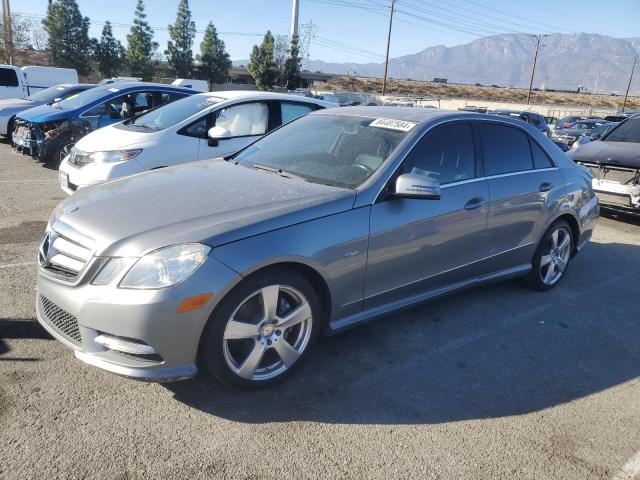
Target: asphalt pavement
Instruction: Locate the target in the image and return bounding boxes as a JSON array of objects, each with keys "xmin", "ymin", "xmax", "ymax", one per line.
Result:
[{"xmin": 1, "ymin": 142, "xmax": 640, "ymax": 480}]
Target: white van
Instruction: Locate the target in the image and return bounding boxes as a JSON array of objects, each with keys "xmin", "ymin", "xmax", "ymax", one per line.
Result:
[
  {"xmin": 171, "ymin": 78, "xmax": 209, "ymax": 92},
  {"xmin": 0, "ymin": 65, "xmax": 79, "ymax": 100}
]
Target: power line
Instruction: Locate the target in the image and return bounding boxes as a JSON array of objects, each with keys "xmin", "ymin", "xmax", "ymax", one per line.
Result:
[{"xmin": 462, "ymin": 0, "xmax": 570, "ymax": 33}]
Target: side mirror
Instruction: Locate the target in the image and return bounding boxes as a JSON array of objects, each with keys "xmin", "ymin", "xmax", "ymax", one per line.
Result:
[
  {"xmin": 393, "ymin": 173, "xmax": 441, "ymax": 200},
  {"xmin": 207, "ymin": 126, "xmax": 232, "ymax": 147},
  {"xmin": 590, "ymin": 133, "xmax": 601, "ymax": 140}
]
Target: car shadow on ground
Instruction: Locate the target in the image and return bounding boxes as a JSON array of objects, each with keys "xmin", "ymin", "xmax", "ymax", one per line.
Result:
[
  {"xmin": 0, "ymin": 318, "xmax": 52, "ymax": 361},
  {"xmin": 165, "ymin": 241, "xmax": 640, "ymax": 425}
]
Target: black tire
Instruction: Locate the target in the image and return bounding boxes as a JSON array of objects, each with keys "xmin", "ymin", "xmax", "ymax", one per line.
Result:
[
  {"xmin": 526, "ymin": 220, "xmax": 573, "ymax": 291},
  {"xmin": 199, "ymin": 269, "xmax": 322, "ymax": 389}
]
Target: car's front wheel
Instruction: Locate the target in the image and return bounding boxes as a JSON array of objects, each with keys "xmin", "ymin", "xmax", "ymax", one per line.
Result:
[
  {"xmin": 199, "ymin": 270, "xmax": 321, "ymax": 388},
  {"xmin": 527, "ymin": 220, "xmax": 573, "ymax": 291}
]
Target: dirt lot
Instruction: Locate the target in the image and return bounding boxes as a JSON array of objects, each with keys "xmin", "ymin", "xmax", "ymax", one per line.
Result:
[
  {"xmin": 1, "ymin": 141, "xmax": 640, "ymax": 480},
  {"xmin": 320, "ymin": 76, "xmax": 640, "ymax": 110}
]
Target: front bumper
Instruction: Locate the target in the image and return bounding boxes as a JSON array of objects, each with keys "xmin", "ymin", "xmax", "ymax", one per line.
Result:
[
  {"xmin": 36, "ymin": 253, "xmax": 242, "ymax": 382},
  {"xmin": 59, "ymin": 154, "xmax": 146, "ymax": 195},
  {"xmin": 579, "ymin": 162, "xmax": 640, "ymax": 210}
]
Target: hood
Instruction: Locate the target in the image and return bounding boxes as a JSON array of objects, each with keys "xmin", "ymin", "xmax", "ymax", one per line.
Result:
[
  {"xmin": 0, "ymin": 98, "xmax": 36, "ymax": 112},
  {"xmin": 17, "ymin": 104, "xmax": 71, "ymax": 123},
  {"xmin": 75, "ymin": 123, "xmax": 163, "ymax": 151},
  {"xmin": 568, "ymin": 140, "xmax": 640, "ymax": 169},
  {"xmin": 52, "ymin": 160, "xmax": 356, "ymax": 257}
]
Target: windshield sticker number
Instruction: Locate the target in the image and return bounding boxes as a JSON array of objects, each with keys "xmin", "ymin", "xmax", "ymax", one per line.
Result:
[{"xmin": 370, "ymin": 118, "xmax": 417, "ymax": 132}]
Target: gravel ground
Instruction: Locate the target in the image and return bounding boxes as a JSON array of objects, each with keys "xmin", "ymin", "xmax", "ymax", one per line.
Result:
[{"xmin": 1, "ymin": 142, "xmax": 640, "ymax": 480}]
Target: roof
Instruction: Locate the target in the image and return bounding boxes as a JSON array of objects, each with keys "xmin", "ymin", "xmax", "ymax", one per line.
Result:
[
  {"xmin": 191, "ymin": 90, "xmax": 335, "ymax": 107},
  {"xmin": 92, "ymin": 81, "xmax": 195, "ymax": 93}
]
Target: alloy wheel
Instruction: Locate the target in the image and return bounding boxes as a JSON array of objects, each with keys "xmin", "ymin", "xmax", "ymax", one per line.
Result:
[
  {"xmin": 540, "ymin": 226, "xmax": 571, "ymax": 286},
  {"xmin": 222, "ymin": 285, "xmax": 313, "ymax": 381}
]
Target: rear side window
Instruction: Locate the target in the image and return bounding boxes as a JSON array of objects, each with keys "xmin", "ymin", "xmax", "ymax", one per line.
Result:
[
  {"xmin": 281, "ymin": 102, "xmax": 314, "ymax": 124},
  {"xmin": 0, "ymin": 68, "xmax": 19, "ymax": 87},
  {"xmin": 402, "ymin": 123, "xmax": 476, "ymax": 185},
  {"xmin": 530, "ymin": 140, "xmax": 554, "ymax": 169},
  {"xmin": 480, "ymin": 124, "xmax": 533, "ymax": 176},
  {"xmin": 160, "ymin": 92, "xmax": 188, "ymax": 104}
]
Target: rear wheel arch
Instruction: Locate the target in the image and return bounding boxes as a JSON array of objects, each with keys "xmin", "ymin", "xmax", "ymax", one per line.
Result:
[{"xmin": 554, "ymin": 213, "xmax": 580, "ymax": 256}]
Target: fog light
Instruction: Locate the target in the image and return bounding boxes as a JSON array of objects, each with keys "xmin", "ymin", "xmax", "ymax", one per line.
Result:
[{"xmin": 95, "ymin": 334, "xmax": 156, "ymax": 355}]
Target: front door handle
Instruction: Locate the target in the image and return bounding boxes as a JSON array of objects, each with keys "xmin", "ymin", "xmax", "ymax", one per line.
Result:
[
  {"xmin": 464, "ymin": 197, "xmax": 486, "ymax": 210},
  {"xmin": 539, "ymin": 181, "xmax": 553, "ymax": 192}
]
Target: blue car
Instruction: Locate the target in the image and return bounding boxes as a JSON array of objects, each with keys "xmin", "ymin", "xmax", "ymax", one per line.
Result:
[
  {"xmin": 0, "ymin": 83, "xmax": 95, "ymax": 137},
  {"xmin": 12, "ymin": 82, "xmax": 197, "ymax": 163}
]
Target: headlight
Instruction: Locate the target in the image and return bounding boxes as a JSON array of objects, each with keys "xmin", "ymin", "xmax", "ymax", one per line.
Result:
[
  {"xmin": 119, "ymin": 244, "xmax": 211, "ymax": 289},
  {"xmin": 69, "ymin": 147, "xmax": 142, "ymax": 167},
  {"xmin": 90, "ymin": 149, "xmax": 143, "ymax": 163}
]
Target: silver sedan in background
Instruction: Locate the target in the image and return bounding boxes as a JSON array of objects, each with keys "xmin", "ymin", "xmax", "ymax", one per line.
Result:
[{"xmin": 35, "ymin": 107, "xmax": 599, "ymax": 388}]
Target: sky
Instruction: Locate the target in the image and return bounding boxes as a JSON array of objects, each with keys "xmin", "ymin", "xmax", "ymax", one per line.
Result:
[{"xmin": 12, "ymin": 0, "xmax": 640, "ymax": 64}]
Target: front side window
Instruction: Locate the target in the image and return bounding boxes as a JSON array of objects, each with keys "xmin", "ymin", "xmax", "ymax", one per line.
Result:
[
  {"xmin": 215, "ymin": 102, "xmax": 268, "ymax": 137},
  {"xmin": 480, "ymin": 123, "xmax": 534, "ymax": 176},
  {"xmin": 234, "ymin": 114, "xmax": 410, "ymax": 188},
  {"xmin": 0, "ymin": 68, "xmax": 19, "ymax": 87},
  {"xmin": 603, "ymin": 117, "xmax": 640, "ymax": 143},
  {"xmin": 281, "ymin": 102, "xmax": 314, "ymax": 125},
  {"xmin": 401, "ymin": 123, "xmax": 476, "ymax": 185}
]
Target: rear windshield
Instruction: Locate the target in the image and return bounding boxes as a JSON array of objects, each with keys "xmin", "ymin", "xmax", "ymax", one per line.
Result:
[
  {"xmin": 56, "ymin": 87, "xmax": 115, "ymax": 110},
  {"xmin": 27, "ymin": 85, "xmax": 69, "ymax": 102},
  {"xmin": 122, "ymin": 94, "xmax": 224, "ymax": 131},
  {"xmin": 603, "ymin": 117, "xmax": 640, "ymax": 143},
  {"xmin": 234, "ymin": 114, "xmax": 412, "ymax": 188}
]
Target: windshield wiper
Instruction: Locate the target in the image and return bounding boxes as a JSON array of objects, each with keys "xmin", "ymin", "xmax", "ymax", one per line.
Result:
[
  {"xmin": 131, "ymin": 123, "xmax": 158, "ymax": 130},
  {"xmin": 253, "ymin": 163, "xmax": 309, "ymax": 182}
]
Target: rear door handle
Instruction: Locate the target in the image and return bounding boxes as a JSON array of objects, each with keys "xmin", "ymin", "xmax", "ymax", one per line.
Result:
[
  {"xmin": 539, "ymin": 181, "xmax": 553, "ymax": 192},
  {"xmin": 464, "ymin": 197, "xmax": 486, "ymax": 210}
]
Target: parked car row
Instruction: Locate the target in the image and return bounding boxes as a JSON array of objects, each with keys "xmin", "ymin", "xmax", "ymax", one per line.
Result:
[
  {"xmin": 58, "ymin": 91, "xmax": 333, "ymax": 193},
  {"xmin": 33, "ymin": 104, "xmax": 600, "ymax": 388}
]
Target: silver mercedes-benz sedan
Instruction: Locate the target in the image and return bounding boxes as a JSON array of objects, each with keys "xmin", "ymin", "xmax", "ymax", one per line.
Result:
[{"xmin": 35, "ymin": 107, "xmax": 600, "ymax": 388}]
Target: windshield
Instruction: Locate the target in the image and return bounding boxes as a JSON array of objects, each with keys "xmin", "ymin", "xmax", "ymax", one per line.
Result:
[
  {"xmin": 234, "ymin": 114, "xmax": 412, "ymax": 188},
  {"xmin": 126, "ymin": 94, "xmax": 223, "ymax": 130},
  {"xmin": 603, "ymin": 117, "xmax": 640, "ymax": 143},
  {"xmin": 56, "ymin": 87, "xmax": 117, "ymax": 110},
  {"xmin": 26, "ymin": 85, "xmax": 69, "ymax": 102}
]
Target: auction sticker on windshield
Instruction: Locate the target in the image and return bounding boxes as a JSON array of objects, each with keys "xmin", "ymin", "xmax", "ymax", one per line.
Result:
[{"xmin": 370, "ymin": 118, "xmax": 417, "ymax": 132}]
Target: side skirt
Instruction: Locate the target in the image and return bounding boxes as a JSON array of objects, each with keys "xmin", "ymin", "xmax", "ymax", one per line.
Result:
[{"xmin": 328, "ymin": 263, "xmax": 532, "ymax": 334}]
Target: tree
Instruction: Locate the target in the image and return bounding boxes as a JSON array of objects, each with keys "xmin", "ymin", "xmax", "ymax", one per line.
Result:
[
  {"xmin": 126, "ymin": 0, "xmax": 158, "ymax": 80},
  {"xmin": 0, "ymin": 15, "xmax": 32, "ymax": 63},
  {"xmin": 247, "ymin": 31, "xmax": 276, "ymax": 91},
  {"xmin": 166, "ymin": 0, "xmax": 196, "ymax": 78},
  {"xmin": 273, "ymin": 34, "xmax": 289, "ymax": 87},
  {"xmin": 196, "ymin": 22, "xmax": 231, "ymax": 89},
  {"xmin": 42, "ymin": 0, "xmax": 93, "ymax": 75},
  {"xmin": 93, "ymin": 22, "xmax": 125, "ymax": 78},
  {"xmin": 284, "ymin": 34, "xmax": 302, "ymax": 90}
]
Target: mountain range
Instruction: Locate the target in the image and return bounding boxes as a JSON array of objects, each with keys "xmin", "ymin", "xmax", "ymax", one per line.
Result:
[{"xmin": 237, "ymin": 33, "xmax": 640, "ymax": 94}]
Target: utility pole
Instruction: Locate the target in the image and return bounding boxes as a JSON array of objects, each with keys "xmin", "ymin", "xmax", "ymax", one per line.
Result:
[
  {"xmin": 290, "ymin": 0, "xmax": 299, "ymax": 42},
  {"xmin": 2, "ymin": 0, "xmax": 12, "ymax": 65},
  {"xmin": 622, "ymin": 55, "xmax": 637, "ymax": 113},
  {"xmin": 527, "ymin": 34, "xmax": 543, "ymax": 105},
  {"xmin": 593, "ymin": 72, "xmax": 600, "ymax": 95},
  {"xmin": 381, "ymin": 0, "xmax": 395, "ymax": 96}
]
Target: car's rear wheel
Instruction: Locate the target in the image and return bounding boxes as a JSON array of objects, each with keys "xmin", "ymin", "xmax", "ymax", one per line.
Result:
[
  {"xmin": 527, "ymin": 220, "xmax": 573, "ymax": 291},
  {"xmin": 199, "ymin": 270, "xmax": 321, "ymax": 388}
]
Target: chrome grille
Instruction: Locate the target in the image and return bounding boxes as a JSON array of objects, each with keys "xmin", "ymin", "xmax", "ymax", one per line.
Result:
[
  {"xmin": 583, "ymin": 164, "xmax": 639, "ymax": 185},
  {"xmin": 40, "ymin": 295, "xmax": 82, "ymax": 344},
  {"xmin": 38, "ymin": 222, "xmax": 95, "ymax": 283}
]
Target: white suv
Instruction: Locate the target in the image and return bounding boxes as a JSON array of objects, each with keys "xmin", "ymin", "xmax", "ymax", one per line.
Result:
[{"xmin": 58, "ymin": 91, "xmax": 335, "ymax": 194}]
